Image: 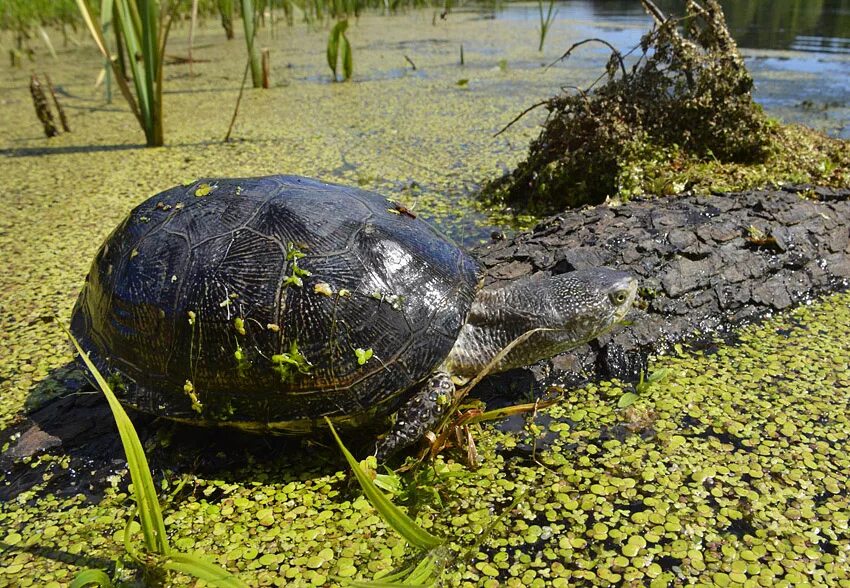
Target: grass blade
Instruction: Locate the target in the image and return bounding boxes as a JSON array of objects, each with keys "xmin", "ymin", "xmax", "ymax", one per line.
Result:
[
  {"xmin": 139, "ymin": 0, "xmax": 161, "ymax": 145},
  {"xmin": 327, "ymin": 20, "xmax": 344, "ymax": 79},
  {"xmin": 326, "ymin": 419, "xmax": 443, "ymax": 550},
  {"xmin": 70, "ymin": 569, "xmax": 114, "ymax": 588},
  {"xmin": 37, "ymin": 25, "xmax": 58, "ymax": 59},
  {"xmin": 114, "ymin": 0, "xmax": 151, "ymax": 125},
  {"xmin": 162, "ymin": 552, "xmax": 249, "ymax": 588},
  {"xmin": 76, "ymin": 0, "xmax": 142, "ymax": 124},
  {"xmin": 341, "ymin": 34, "xmax": 353, "ymax": 80},
  {"xmin": 240, "ymin": 0, "xmax": 263, "ymax": 87},
  {"xmin": 62, "ymin": 323, "xmax": 170, "ymax": 556}
]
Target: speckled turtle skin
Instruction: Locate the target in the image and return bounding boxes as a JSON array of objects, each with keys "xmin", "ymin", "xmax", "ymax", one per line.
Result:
[{"xmin": 71, "ymin": 175, "xmax": 479, "ymax": 431}]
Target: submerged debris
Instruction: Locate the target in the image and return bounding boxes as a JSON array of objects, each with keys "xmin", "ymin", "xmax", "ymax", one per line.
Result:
[{"xmin": 484, "ymin": 0, "xmax": 849, "ymax": 213}]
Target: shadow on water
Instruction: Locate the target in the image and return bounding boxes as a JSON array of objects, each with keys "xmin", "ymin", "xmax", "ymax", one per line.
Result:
[
  {"xmin": 0, "ymin": 144, "xmax": 146, "ymax": 158},
  {"xmin": 0, "ymin": 360, "xmax": 561, "ymax": 503},
  {"xmin": 0, "ymin": 139, "xmax": 244, "ymax": 159},
  {"xmin": 0, "ymin": 540, "xmax": 117, "ymax": 579},
  {"xmin": 0, "ymin": 363, "xmax": 359, "ymax": 504}
]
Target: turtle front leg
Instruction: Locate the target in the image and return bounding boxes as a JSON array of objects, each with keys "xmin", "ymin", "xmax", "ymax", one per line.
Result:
[{"xmin": 374, "ymin": 371, "xmax": 455, "ymax": 461}]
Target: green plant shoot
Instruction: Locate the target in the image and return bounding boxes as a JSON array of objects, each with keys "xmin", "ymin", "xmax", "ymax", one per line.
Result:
[
  {"xmin": 537, "ymin": 0, "xmax": 557, "ymax": 52},
  {"xmin": 76, "ymin": 0, "xmax": 170, "ymax": 146},
  {"xmin": 62, "ymin": 322, "xmax": 248, "ymax": 587},
  {"xmin": 326, "ymin": 418, "xmax": 443, "ymax": 551},
  {"xmin": 327, "ymin": 19, "xmax": 353, "ymax": 81}
]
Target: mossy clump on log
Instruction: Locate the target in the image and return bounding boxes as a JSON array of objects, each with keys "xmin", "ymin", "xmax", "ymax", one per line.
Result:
[{"xmin": 484, "ymin": 0, "xmax": 850, "ymax": 213}]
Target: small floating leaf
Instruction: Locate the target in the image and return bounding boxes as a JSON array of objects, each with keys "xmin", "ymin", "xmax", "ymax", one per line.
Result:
[
  {"xmin": 266, "ymin": 323, "xmax": 280, "ymax": 332},
  {"xmin": 647, "ymin": 368, "xmax": 669, "ymax": 384},
  {"xmin": 234, "ymin": 317, "xmax": 246, "ymax": 335},
  {"xmin": 292, "ymin": 264, "xmax": 312, "ymax": 278},
  {"xmin": 314, "ymin": 282, "xmax": 334, "ymax": 297},
  {"xmin": 456, "ymin": 78, "xmax": 469, "ymax": 87},
  {"xmin": 272, "ymin": 341, "xmax": 312, "ymax": 381},
  {"xmin": 194, "ymin": 183, "xmax": 213, "ymax": 197},
  {"xmin": 618, "ymin": 392, "xmax": 639, "ymax": 408},
  {"xmin": 285, "ymin": 242, "xmax": 305, "ymax": 261},
  {"xmin": 355, "ymin": 348, "xmax": 373, "ymax": 365}
]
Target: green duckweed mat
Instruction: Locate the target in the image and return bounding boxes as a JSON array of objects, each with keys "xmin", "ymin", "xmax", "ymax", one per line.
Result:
[{"xmin": 1, "ymin": 10, "xmax": 848, "ymax": 587}]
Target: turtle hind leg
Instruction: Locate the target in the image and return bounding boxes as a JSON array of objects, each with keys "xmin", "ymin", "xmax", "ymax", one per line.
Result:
[{"xmin": 374, "ymin": 371, "xmax": 455, "ymax": 462}]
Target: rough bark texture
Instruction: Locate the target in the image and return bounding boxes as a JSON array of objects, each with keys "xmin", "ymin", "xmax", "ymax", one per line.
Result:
[{"xmin": 474, "ymin": 186, "xmax": 850, "ymax": 388}]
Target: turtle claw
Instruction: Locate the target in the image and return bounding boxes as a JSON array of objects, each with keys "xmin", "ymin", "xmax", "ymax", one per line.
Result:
[{"xmin": 374, "ymin": 371, "xmax": 454, "ymax": 462}]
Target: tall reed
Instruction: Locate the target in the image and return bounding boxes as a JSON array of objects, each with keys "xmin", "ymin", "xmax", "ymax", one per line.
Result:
[
  {"xmin": 76, "ymin": 0, "xmax": 170, "ymax": 146},
  {"xmin": 537, "ymin": 0, "xmax": 556, "ymax": 52},
  {"xmin": 240, "ymin": 0, "xmax": 263, "ymax": 87}
]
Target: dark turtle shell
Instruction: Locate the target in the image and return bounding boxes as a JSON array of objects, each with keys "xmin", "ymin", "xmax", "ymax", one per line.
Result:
[{"xmin": 71, "ymin": 176, "xmax": 479, "ymax": 431}]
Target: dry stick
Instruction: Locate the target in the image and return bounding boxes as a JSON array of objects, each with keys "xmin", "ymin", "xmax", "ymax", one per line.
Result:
[
  {"xmin": 261, "ymin": 48, "xmax": 270, "ymax": 88},
  {"xmin": 640, "ymin": 0, "xmax": 667, "ymax": 23},
  {"xmin": 546, "ymin": 38, "xmax": 627, "ymax": 79},
  {"xmin": 188, "ymin": 0, "xmax": 199, "ymax": 76},
  {"xmin": 44, "ymin": 73, "xmax": 70, "ymax": 132},
  {"xmin": 29, "ymin": 74, "xmax": 59, "ymax": 137},
  {"xmin": 493, "ymin": 100, "xmax": 548, "ymax": 137},
  {"xmin": 223, "ymin": 56, "xmax": 252, "ymax": 142},
  {"xmin": 404, "ymin": 55, "xmax": 417, "ymax": 70}
]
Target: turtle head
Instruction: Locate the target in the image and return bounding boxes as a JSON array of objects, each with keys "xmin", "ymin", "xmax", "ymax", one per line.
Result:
[
  {"xmin": 491, "ymin": 267, "xmax": 638, "ymax": 372},
  {"xmin": 544, "ymin": 268, "xmax": 638, "ymax": 341},
  {"xmin": 447, "ymin": 267, "xmax": 638, "ymax": 376}
]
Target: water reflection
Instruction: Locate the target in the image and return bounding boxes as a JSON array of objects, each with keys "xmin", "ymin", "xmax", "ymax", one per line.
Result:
[
  {"xmin": 586, "ymin": 0, "xmax": 850, "ymax": 53},
  {"xmin": 494, "ymin": 0, "xmax": 850, "ymax": 54}
]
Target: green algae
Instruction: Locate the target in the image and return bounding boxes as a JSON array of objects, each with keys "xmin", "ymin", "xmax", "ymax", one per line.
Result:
[{"xmin": 0, "ymin": 8, "xmax": 849, "ymax": 588}]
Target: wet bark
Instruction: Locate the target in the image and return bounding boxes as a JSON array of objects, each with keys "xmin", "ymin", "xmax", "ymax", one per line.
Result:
[{"xmin": 474, "ymin": 185, "xmax": 850, "ymax": 387}]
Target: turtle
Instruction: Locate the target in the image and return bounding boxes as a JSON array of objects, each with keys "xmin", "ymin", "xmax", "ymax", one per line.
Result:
[{"xmin": 70, "ymin": 175, "xmax": 637, "ymax": 459}]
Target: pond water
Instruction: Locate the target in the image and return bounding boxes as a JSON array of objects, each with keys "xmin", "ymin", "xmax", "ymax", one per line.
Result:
[{"xmin": 485, "ymin": 0, "xmax": 850, "ymax": 140}]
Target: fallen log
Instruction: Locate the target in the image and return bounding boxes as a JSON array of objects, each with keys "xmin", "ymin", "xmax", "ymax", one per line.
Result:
[{"xmin": 474, "ymin": 186, "xmax": 850, "ymax": 386}]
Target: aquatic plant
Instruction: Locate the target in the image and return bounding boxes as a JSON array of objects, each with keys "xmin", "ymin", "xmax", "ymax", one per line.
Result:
[
  {"xmin": 536, "ymin": 0, "xmax": 556, "ymax": 52},
  {"xmin": 327, "ymin": 18, "xmax": 353, "ymax": 81},
  {"xmin": 218, "ymin": 0, "xmax": 235, "ymax": 38},
  {"xmin": 0, "ymin": 0, "xmax": 77, "ymax": 58},
  {"xmin": 327, "ymin": 420, "xmax": 449, "ymax": 586},
  {"xmin": 76, "ymin": 0, "xmax": 171, "ymax": 146},
  {"xmin": 63, "ymin": 324, "xmax": 248, "ymax": 587},
  {"xmin": 618, "ymin": 367, "xmax": 669, "ymax": 408}
]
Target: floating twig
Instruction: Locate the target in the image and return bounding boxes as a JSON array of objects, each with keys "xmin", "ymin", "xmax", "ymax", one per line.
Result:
[{"xmin": 44, "ymin": 73, "xmax": 70, "ymax": 132}]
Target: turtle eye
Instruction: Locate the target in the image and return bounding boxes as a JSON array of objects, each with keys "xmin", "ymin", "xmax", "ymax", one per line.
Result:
[{"xmin": 610, "ymin": 289, "xmax": 629, "ymax": 305}]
